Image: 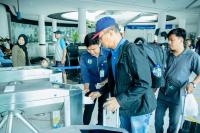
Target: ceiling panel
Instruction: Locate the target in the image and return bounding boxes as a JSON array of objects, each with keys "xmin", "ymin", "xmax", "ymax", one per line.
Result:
[{"xmin": 0, "ymin": 0, "xmax": 199, "ymax": 24}]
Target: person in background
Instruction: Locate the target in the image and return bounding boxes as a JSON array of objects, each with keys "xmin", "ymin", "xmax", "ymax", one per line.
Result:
[
  {"xmin": 0, "ymin": 47, "xmax": 12, "ymax": 67},
  {"xmin": 155, "ymin": 28, "xmax": 200, "ymax": 133},
  {"xmin": 12, "ymin": 34, "xmax": 29, "ymax": 67},
  {"xmin": 195, "ymin": 35, "xmax": 200, "ymax": 55},
  {"xmin": 54, "ymin": 30, "xmax": 67, "ymax": 83},
  {"xmin": 186, "ymin": 38, "xmax": 195, "ymax": 51},
  {"xmin": 90, "ymin": 16, "xmax": 157, "ymax": 133},
  {"xmin": 40, "ymin": 57, "xmax": 49, "ymax": 68},
  {"xmin": 80, "ymin": 32, "xmax": 109, "ymax": 125},
  {"xmin": 2, "ymin": 38, "xmax": 12, "ymax": 57},
  {"xmin": 134, "ymin": 37, "xmax": 146, "ymax": 45}
]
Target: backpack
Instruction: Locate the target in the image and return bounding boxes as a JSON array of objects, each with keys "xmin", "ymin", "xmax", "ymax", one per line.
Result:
[{"xmin": 122, "ymin": 42, "xmax": 165, "ymax": 89}]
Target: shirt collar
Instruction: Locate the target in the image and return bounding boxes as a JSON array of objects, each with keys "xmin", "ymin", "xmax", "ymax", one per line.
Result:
[
  {"xmin": 99, "ymin": 47, "xmax": 104, "ymax": 56},
  {"xmin": 112, "ymin": 38, "xmax": 126, "ymax": 53},
  {"xmin": 170, "ymin": 48, "xmax": 190, "ymax": 58}
]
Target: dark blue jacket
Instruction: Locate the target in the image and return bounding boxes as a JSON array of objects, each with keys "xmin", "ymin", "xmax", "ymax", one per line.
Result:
[
  {"xmin": 101, "ymin": 41, "xmax": 157, "ymax": 116},
  {"xmin": 80, "ymin": 47, "xmax": 110, "ymax": 91}
]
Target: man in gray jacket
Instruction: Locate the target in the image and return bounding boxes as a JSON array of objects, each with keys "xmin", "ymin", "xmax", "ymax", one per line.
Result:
[{"xmin": 155, "ymin": 28, "xmax": 200, "ymax": 133}]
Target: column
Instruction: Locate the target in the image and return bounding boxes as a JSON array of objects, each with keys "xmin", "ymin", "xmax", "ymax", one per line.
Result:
[
  {"xmin": 52, "ymin": 19, "xmax": 57, "ymax": 42},
  {"xmin": 197, "ymin": 15, "xmax": 200, "ymax": 36},
  {"xmin": 178, "ymin": 17, "xmax": 186, "ymax": 29},
  {"xmin": 38, "ymin": 15, "xmax": 46, "ymax": 44},
  {"xmin": 157, "ymin": 12, "xmax": 166, "ymax": 43},
  {"xmin": 38, "ymin": 15, "xmax": 46, "ymax": 57},
  {"xmin": 0, "ymin": 4, "xmax": 9, "ymax": 39},
  {"xmin": 78, "ymin": 8, "xmax": 86, "ymax": 43}
]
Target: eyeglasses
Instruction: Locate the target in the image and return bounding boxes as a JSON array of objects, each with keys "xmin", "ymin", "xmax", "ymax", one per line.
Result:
[{"xmin": 99, "ymin": 29, "xmax": 110, "ymax": 42}]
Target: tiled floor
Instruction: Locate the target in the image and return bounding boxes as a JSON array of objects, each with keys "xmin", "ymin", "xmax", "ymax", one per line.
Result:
[{"xmin": 0, "ymin": 74, "xmax": 200, "ymax": 133}]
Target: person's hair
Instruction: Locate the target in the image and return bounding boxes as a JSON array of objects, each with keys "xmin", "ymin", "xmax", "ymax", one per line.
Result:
[
  {"xmin": 134, "ymin": 37, "xmax": 146, "ymax": 44},
  {"xmin": 167, "ymin": 28, "xmax": 186, "ymax": 41},
  {"xmin": 84, "ymin": 32, "xmax": 99, "ymax": 47},
  {"xmin": 108, "ymin": 24, "xmax": 120, "ymax": 33}
]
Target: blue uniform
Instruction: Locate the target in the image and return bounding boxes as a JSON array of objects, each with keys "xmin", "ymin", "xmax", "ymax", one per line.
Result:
[
  {"xmin": 80, "ymin": 47, "xmax": 110, "ymax": 125},
  {"xmin": 80, "ymin": 47, "xmax": 109, "ymax": 91}
]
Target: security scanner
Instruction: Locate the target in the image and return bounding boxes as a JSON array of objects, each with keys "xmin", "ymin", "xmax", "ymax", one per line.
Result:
[
  {"xmin": 0, "ymin": 66, "xmax": 52, "ymax": 83},
  {"xmin": 51, "ymin": 66, "xmax": 81, "ymax": 82},
  {"xmin": 0, "ymin": 66, "xmax": 83, "ymax": 133}
]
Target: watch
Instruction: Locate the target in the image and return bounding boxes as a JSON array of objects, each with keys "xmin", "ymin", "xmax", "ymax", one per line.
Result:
[{"xmin": 190, "ymin": 82, "xmax": 196, "ymax": 88}]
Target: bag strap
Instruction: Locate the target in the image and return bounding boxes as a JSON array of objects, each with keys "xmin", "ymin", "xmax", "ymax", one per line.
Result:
[
  {"xmin": 161, "ymin": 47, "xmax": 166, "ymax": 69},
  {"xmin": 122, "ymin": 42, "xmax": 133, "ymax": 81},
  {"xmin": 122, "ymin": 41, "xmax": 130, "ymax": 56},
  {"xmin": 148, "ymin": 55, "xmax": 156, "ymax": 66}
]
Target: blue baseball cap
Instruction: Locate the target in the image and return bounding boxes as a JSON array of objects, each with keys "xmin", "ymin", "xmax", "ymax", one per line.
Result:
[{"xmin": 92, "ymin": 16, "xmax": 116, "ymax": 39}]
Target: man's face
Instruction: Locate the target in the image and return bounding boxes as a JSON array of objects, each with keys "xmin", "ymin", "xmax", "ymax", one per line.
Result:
[
  {"xmin": 99, "ymin": 29, "xmax": 112, "ymax": 49},
  {"xmin": 55, "ymin": 33, "xmax": 61, "ymax": 39},
  {"xmin": 87, "ymin": 44, "xmax": 100, "ymax": 57},
  {"xmin": 168, "ymin": 34, "xmax": 184, "ymax": 51}
]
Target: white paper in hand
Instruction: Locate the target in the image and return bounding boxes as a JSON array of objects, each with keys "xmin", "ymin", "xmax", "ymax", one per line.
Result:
[
  {"xmin": 83, "ymin": 96, "xmax": 94, "ymax": 104},
  {"xmin": 96, "ymin": 83, "xmax": 102, "ymax": 89},
  {"xmin": 103, "ymin": 108, "xmax": 119, "ymax": 128}
]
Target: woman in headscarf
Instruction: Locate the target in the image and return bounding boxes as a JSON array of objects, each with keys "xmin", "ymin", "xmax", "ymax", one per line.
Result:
[{"xmin": 12, "ymin": 34, "xmax": 29, "ymax": 67}]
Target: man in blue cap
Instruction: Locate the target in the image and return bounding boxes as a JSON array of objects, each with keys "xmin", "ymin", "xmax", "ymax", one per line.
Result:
[{"xmin": 90, "ymin": 16, "xmax": 157, "ymax": 133}]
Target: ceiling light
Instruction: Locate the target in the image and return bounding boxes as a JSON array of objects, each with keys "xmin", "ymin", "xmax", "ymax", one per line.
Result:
[
  {"xmin": 61, "ymin": 10, "xmax": 104, "ymax": 22},
  {"xmin": 134, "ymin": 15, "xmax": 158, "ymax": 23}
]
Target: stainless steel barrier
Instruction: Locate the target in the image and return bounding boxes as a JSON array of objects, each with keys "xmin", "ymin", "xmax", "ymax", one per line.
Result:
[
  {"xmin": 0, "ymin": 79, "xmax": 82, "ymax": 133},
  {"xmin": 0, "ymin": 66, "xmax": 52, "ymax": 84}
]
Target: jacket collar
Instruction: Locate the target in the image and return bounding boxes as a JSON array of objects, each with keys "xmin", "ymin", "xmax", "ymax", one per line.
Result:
[{"xmin": 115, "ymin": 40, "xmax": 129, "ymax": 65}]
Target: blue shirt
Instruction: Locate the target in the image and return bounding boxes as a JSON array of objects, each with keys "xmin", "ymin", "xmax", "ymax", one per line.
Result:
[
  {"xmin": 158, "ymin": 49, "xmax": 200, "ymax": 104},
  {"xmin": 59, "ymin": 39, "xmax": 66, "ymax": 49},
  {"xmin": 80, "ymin": 47, "xmax": 110, "ymax": 91},
  {"xmin": 111, "ymin": 38, "xmax": 126, "ymax": 79}
]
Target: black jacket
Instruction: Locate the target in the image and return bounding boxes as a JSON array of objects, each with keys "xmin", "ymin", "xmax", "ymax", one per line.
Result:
[{"xmin": 101, "ymin": 40, "xmax": 157, "ymax": 116}]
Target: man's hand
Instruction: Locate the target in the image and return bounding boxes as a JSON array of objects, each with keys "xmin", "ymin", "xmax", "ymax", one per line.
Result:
[
  {"xmin": 83, "ymin": 83, "xmax": 89, "ymax": 93},
  {"xmin": 84, "ymin": 88, "xmax": 89, "ymax": 93},
  {"xmin": 61, "ymin": 58, "xmax": 65, "ymax": 65},
  {"xmin": 96, "ymin": 78, "xmax": 108, "ymax": 89},
  {"xmin": 103, "ymin": 97, "xmax": 120, "ymax": 112},
  {"xmin": 96, "ymin": 83, "xmax": 104, "ymax": 89},
  {"xmin": 186, "ymin": 83, "xmax": 193, "ymax": 94},
  {"xmin": 89, "ymin": 92, "xmax": 101, "ymax": 100}
]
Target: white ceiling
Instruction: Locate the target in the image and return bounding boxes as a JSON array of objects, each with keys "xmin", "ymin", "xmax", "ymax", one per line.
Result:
[{"xmin": 0, "ymin": 0, "xmax": 200, "ymax": 24}]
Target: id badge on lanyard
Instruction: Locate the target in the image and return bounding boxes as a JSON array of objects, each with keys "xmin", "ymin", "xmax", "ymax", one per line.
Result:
[
  {"xmin": 100, "ymin": 69, "xmax": 105, "ymax": 78},
  {"xmin": 100, "ymin": 63, "xmax": 105, "ymax": 78}
]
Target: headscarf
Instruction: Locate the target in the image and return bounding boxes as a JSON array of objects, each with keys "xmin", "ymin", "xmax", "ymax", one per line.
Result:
[{"xmin": 16, "ymin": 34, "xmax": 29, "ymax": 65}]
